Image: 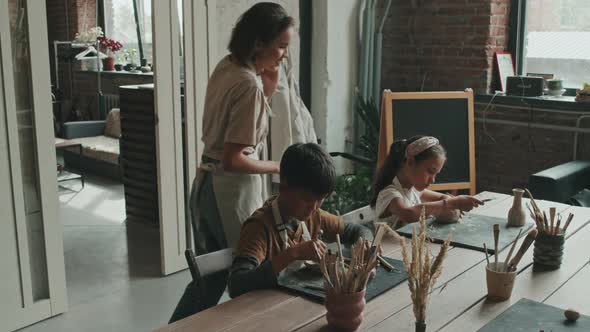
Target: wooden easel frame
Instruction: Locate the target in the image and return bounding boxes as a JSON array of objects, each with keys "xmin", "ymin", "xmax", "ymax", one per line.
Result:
[{"xmin": 377, "ymin": 89, "xmax": 476, "ymax": 195}]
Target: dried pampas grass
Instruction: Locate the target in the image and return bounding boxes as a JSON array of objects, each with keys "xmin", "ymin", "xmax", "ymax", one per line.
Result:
[{"xmin": 400, "ymin": 207, "xmax": 450, "ymax": 323}]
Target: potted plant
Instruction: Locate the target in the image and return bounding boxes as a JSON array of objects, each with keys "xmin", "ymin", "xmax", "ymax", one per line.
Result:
[
  {"xmin": 97, "ymin": 36, "xmax": 123, "ymax": 71},
  {"xmin": 114, "ymin": 53, "xmax": 123, "ymax": 71},
  {"xmin": 123, "ymin": 48, "xmax": 138, "ymax": 71}
]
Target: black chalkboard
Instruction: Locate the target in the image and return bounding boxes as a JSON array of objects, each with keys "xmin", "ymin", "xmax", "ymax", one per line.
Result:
[
  {"xmin": 378, "ymin": 90, "xmax": 475, "ymax": 193},
  {"xmin": 393, "ymin": 99, "xmax": 469, "ymax": 183}
]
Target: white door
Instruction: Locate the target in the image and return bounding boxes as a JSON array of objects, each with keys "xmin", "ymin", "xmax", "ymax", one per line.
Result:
[
  {"xmin": 152, "ymin": 0, "xmax": 208, "ymax": 275},
  {"xmin": 0, "ymin": 0, "xmax": 67, "ymax": 330}
]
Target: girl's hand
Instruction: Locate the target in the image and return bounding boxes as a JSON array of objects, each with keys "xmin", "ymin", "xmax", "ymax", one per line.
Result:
[
  {"xmin": 448, "ymin": 195, "xmax": 483, "ymax": 212},
  {"xmin": 261, "ymin": 67, "xmax": 280, "ymax": 98}
]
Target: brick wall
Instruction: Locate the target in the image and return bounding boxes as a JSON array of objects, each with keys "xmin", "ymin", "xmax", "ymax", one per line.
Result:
[
  {"xmin": 475, "ymin": 103, "xmax": 590, "ymax": 193},
  {"xmin": 379, "ymin": 0, "xmax": 510, "ymax": 94}
]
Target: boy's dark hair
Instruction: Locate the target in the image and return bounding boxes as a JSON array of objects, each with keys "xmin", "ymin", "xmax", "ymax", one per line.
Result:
[
  {"xmin": 280, "ymin": 143, "xmax": 336, "ymax": 197},
  {"xmin": 370, "ymin": 135, "xmax": 446, "ymax": 207},
  {"xmin": 228, "ymin": 2, "xmax": 294, "ymax": 65}
]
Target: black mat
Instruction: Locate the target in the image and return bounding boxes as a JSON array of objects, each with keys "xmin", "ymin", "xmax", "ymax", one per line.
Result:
[
  {"xmin": 478, "ymin": 298, "xmax": 590, "ymax": 331},
  {"xmin": 396, "ymin": 213, "xmax": 533, "ymax": 254},
  {"xmin": 277, "ymin": 256, "xmax": 407, "ymax": 303}
]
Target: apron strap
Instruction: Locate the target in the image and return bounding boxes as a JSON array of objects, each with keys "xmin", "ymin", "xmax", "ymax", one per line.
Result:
[{"xmin": 271, "ymin": 197, "xmax": 290, "ymax": 250}]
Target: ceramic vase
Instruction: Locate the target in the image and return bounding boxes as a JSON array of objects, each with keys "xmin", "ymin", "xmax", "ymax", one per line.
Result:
[
  {"xmin": 507, "ymin": 188, "xmax": 526, "ymax": 227},
  {"xmin": 325, "ymin": 288, "xmax": 366, "ymax": 332}
]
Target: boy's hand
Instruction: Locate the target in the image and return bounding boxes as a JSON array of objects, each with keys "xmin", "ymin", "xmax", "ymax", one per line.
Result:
[
  {"xmin": 448, "ymin": 195, "xmax": 483, "ymax": 212},
  {"xmin": 293, "ymin": 239, "xmax": 326, "ymax": 262}
]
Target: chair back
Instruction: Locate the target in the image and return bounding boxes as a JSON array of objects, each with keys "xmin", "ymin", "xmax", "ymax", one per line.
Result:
[{"xmin": 185, "ymin": 247, "xmax": 234, "ymax": 283}]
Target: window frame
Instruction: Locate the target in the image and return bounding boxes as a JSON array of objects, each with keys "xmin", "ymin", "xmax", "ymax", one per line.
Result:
[
  {"xmin": 508, "ymin": 0, "xmax": 587, "ymax": 92},
  {"xmin": 100, "ymin": 0, "xmax": 146, "ymax": 62}
]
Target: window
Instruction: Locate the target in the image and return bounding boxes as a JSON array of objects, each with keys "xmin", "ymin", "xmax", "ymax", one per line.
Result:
[
  {"xmin": 103, "ymin": 0, "xmax": 153, "ymax": 64},
  {"xmin": 517, "ymin": 0, "xmax": 590, "ymax": 88}
]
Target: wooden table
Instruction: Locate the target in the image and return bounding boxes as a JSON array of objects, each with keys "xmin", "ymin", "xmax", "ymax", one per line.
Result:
[
  {"xmin": 155, "ymin": 192, "xmax": 590, "ymax": 332},
  {"xmin": 55, "ymin": 138, "xmax": 85, "ymax": 189}
]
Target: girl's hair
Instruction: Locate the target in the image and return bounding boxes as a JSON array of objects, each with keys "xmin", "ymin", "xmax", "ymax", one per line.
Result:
[
  {"xmin": 370, "ymin": 135, "xmax": 446, "ymax": 207},
  {"xmin": 228, "ymin": 2, "xmax": 294, "ymax": 65}
]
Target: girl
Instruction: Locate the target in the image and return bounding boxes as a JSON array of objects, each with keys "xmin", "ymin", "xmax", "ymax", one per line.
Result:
[{"xmin": 371, "ymin": 136, "xmax": 482, "ymax": 229}]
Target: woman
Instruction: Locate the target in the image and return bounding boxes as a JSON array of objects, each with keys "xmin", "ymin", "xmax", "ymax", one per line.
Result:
[{"xmin": 170, "ymin": 3, "xmax": 295, "ymax": 322}]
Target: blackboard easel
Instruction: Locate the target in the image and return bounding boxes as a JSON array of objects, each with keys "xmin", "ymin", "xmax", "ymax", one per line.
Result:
[{"xmin": 378, "ymin": 90, "xmax": 476, "ymax": 194}]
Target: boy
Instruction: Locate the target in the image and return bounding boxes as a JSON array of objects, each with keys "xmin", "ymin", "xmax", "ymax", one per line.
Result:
[{"xmin": 228, "ymin": 143, "xmax": 373, "ymax": 297}]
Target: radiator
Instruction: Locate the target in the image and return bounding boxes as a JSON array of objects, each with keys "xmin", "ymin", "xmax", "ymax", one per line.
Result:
[{"xmin": 100, "ymin": 93, "xmax": 120, "ymax": 119}]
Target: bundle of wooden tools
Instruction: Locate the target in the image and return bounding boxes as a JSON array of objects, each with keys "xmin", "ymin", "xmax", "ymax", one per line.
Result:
[
  {"xmin": 484, "ymin": 223, "xmax": 538, "ymax": 273},
  {"xmin": 524, "ymin": 189, "xmax": 574, "ymax": 235},
  {"xmin": 320, "ymin": 235, "xmax": 379, "ymax": 294}
]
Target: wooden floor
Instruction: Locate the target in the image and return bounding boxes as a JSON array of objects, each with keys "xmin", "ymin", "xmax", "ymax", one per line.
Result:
[{"xmin": 155, "ymin": 192, "xmax": 590, "ymax": 332}]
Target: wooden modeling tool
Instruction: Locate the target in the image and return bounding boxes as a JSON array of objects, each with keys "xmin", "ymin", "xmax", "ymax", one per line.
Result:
[
  {"xmin": 502, "ymin": 229, "xmax": 522, "ymax": 272},
  {"xmin": 562, "ymin": 213, "xmax": 574, "ymax": 233},
  {"xmin": 549, "ymin": 207, "xmax": 556, "ymax": 235},
  {"xmin": 372, "ymin": 224, "xmax": 386, "ymax": 248},
  {"xmin": 543, "ymin": 211, "xmax": 549, "ymax": 230},
  {"xmin": 508, "ymin": 229, "xmax": 538, "ymax": 270},
  {"xmin": 493, "ymin": 224, "xmax": 500, "ymax": 267},
  {"xmin": 377, "ymin": 255, "xmax": 395, "ymax": 272},
  {"xmin": 483, "ymin": 243, "xmax": 490, "ymax": 266},
  {"xmin": 524, "ymin": 188, "xmax": 540, "ymax": 210},
  {"xmin": 555, "ymin": 214, "xmax": 562, "ymax": 235}
]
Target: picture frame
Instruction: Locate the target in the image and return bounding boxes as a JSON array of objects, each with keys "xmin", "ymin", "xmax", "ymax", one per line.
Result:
[{"xmin": 494, "ymin": 52, "xmax": 515, "ymax": 92}]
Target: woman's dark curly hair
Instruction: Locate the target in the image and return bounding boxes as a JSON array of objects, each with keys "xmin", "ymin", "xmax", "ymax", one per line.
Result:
[{"xmin": 228, "ymin": 2, "xmax": 294, "ymax": 65}]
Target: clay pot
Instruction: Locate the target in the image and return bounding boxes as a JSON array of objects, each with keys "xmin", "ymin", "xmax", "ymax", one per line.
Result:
[
  {"xmin": 507, "ymin": 188, "xmax": 526, "ymax": 227},
  {"xmin": 486, "ymin": 262, "xmax": 516, "ymax": 301},
  {"xmin": 102, "ymin": 56, "xmax": 115, "ymax": 71},
  {"xmin": 533, "ymin": 231, "xmax": 565, "ymax": 271},
  {"xmin": 325, "ymin": 288, "xmax": 366, "ymax": 331},
  {"xmin": 415, "ymin": 320, "xmax": 426, "ymax": 332}
]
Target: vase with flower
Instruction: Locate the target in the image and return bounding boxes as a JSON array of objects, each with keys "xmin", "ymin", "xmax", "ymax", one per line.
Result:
[
  {"xmin": 97, "ymin": 36, "xmax": 123, "ymax": 71},
  {"xmin": 123, "ymin": 48, "xmax": 138, "ymax": 71}
]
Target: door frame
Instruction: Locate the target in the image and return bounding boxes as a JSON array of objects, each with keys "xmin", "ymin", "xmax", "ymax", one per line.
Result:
[
  {"xmin": 0, "ymin": 0, "xmax": 67, "ymax": 330},
  {"xmin": 152, "ymin": 0, "xmax": 208, "ymax": 275}
]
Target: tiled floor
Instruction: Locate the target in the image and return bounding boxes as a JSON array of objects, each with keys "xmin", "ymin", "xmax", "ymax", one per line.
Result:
[{"xmin": 18, "ymin": 174, "xmax": 196, "ymax": 332}]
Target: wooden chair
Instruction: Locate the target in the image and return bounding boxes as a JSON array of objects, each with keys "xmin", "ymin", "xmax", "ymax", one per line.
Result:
[{"xmin": 341, "ymin": 205, "xmax": 375, "ymax": 225}]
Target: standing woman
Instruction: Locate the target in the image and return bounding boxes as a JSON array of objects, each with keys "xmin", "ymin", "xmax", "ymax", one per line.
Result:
[{"xmin": 169, "ymin": 3, "xmax": 294, "ymax": 322}]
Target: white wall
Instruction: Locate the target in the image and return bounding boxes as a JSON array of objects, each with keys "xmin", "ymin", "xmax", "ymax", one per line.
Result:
[
  {"xmin": 208, "ymin": 0, "xmax": 300, "ymax": 75},
  {"xmin": 311, "ymin": 0, "xmax": 359, "ymax": 174}
]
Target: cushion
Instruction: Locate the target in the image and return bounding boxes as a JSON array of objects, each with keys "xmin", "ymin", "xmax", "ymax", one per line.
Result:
[
  {"xmin": 104, "ymin": 109, "xmax": 121, "ymax": 138},
  {"xmin": 528, "ymin": 161, "xmax": 590, "ymax": 203},
  {"xmin": 70, "ymin": 136, "xmax": 120, "ymax": 164}
]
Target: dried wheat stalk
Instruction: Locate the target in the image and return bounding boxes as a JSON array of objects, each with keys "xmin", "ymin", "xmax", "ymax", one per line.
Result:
[{"xmin": 400, "ymin": 207, "xmax": 451, "ymax": 323}]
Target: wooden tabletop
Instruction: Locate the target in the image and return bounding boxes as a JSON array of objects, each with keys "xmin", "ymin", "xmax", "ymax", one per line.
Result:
[{"xmin": 155, "ymin": 192, "xmax": 590, "ymax": 332}]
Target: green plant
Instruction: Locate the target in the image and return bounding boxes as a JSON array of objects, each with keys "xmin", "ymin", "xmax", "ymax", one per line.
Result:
[
  {"xmin": 322, "ymin": 168, "xmax": 373, "ymax": 215},
  {"xmin": 322, "ymin": 95, "xmax": 381, "ymax": 215},
  {"xmin": 355, "ymin": 95, "xmax": 380, "ymax": 167}
]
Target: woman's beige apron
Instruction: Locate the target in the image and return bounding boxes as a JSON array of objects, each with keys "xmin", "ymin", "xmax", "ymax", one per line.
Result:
[{"xmin": 207, "ymin": 143, "xmax": 269, "ymax": 248}]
